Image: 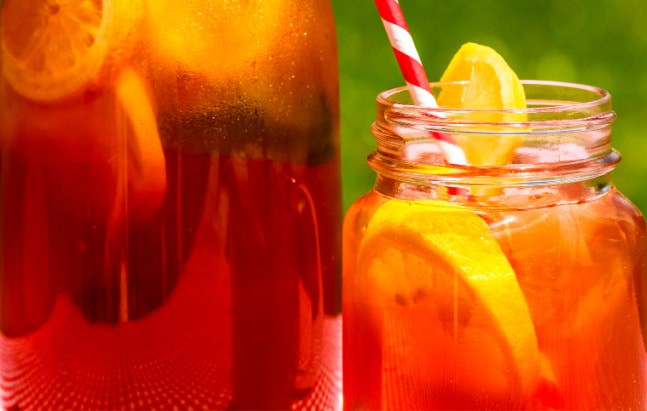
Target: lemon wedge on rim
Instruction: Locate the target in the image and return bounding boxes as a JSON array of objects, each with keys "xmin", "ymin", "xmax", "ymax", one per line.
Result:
[{"xmin": 438, "ymin": 42, "xmax": 527, "ymax": 166}]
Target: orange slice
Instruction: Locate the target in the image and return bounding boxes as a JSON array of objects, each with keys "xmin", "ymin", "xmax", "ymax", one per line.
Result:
[
  {"xmin": 146, "ymin": 0, "xmax": 287, "ymax": 81},
  {"xmin": 437, "ymin": 42, "xmax": 527, "ymax": 165},
  {"xmin": 7, "ymin": 67, "xmax": 166, "ymax": 222},
  {"xmin": 358, "ymin": 199, "xmax": 539, "ymax": 404},
  {"xmin": 115, "ymin": 68, "xmax": 166, "ymax": 221},
  {"xmin": 1, "ymin": 0, "xmax": 143, "ymax": 101}
]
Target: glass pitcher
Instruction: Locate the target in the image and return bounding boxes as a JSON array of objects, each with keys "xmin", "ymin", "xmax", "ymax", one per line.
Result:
[
  {"xmin": 343, "ymin": 81, "xmax": 646, "ymax": 410},
  {"xmin": 0, "ymin": 0, "xmax": 341, "ymax": 409}
]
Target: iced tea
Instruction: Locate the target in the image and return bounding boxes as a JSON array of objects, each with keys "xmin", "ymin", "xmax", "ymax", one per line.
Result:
[
  {"xmin": 343, "ymin": 81, "xmax": 647, "ymax": 410},
  {"xmin": 0, "ymin": 0, "xmax": 341, "ymax": 409}
]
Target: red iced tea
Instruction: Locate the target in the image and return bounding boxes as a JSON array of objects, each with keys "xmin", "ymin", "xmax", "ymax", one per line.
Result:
[{"xmin": 0, "ymin": 0, "xmax": 341, "ymax": 409}]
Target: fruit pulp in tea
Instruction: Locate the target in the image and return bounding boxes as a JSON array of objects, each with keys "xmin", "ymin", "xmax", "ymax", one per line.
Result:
[
  {"xmin": 0, "ymin": 0, "xmax": 341, "ymax": 409},
  {"xmin": 343, "ymin": 190, "xmax": 646, "ymax": 410}
]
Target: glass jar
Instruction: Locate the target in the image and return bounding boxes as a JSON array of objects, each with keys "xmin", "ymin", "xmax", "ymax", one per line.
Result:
[
  {"xmin": 343, "ymin": 81, "xmax": 646, "ymax": 410},
  {"xmin": 0, "ymin": 0, "xmax": 341, "ymax": 409}
]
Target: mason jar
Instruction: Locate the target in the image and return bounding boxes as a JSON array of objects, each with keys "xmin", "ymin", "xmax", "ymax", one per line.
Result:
[{"xmin": 343, "ymin": 80, "xmax": 646, "ymax": 410}]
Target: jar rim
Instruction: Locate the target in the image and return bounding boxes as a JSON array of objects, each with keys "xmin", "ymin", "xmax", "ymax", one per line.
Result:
[
  {"xmin": 377, "ymin": 80, "xmax": 611, "ymax": 116},
  {"xmin": 370, "ymin": 79, "xmax": 618, "ymax": 190}
]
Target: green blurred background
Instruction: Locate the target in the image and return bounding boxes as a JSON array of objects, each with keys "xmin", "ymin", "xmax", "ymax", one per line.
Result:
[{"xmin": 331, "ymin": 0, "xmax": 647, "ymax": 215}]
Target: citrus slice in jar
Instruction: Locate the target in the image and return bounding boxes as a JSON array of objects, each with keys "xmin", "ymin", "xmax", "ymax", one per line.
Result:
[
  {"xmin": 115, "ymin": 67, "xmax": 167, "ymax": 221},
  {"xmin": 8, "ymin": 66, "xmax": 166, "ymax": 223},
  {"xmin": 358, "ymin": 199, "xmax": 539, "ymax": 406},
  {"xmin": 437, "ymin": 42, "xmax": 527, "ymax": 165},
  {"xmin": 146, "ymin": 0, "xmax": 288, "ymax": 80},
  {"xmin": 1, "ymin": 0, "xmax": 143, "ymax": 101}
]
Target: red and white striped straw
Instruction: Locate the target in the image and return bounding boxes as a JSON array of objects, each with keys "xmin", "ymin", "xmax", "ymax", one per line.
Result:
[{"xmin": 374, "ymin": 0, "xmax": 467, "ymax": 165}]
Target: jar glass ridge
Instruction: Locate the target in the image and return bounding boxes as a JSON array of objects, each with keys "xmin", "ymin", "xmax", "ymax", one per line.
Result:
[{"xmin": 370, "ymin": 81, "xmax": 619, "ymax": 208}]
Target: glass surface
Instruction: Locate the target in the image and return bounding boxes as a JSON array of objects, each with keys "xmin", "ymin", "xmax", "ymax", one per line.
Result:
[
  {"xmin": 0, "ymin": 1, "xmax": 342, "ymax": 409},
  {"xmin": 343, "ymin": 81, "xmax": 647, "ymax": 410}
]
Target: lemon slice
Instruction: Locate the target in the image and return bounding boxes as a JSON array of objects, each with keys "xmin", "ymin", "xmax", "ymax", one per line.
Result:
[
  {"xmin": 358, "ymin": 200, "xmax": 539, "ymax": 401},
  {"xmin": 9, "ymin": 67, "xmax": 167, "ymax": 222},
  {"xmin": 146, "ymin": 0, "xmax": 287, "ymax": 80},
  {"xmin": 437, "ymin": 42, "xmax": 526, "ymax": 165},
  {"xmin": 1, "ymin": 0, "xmax": 143, "ymax": 101},
  {"xmin": 115, "ymin": 68, "xmax": 166, "ymax": 221}
]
